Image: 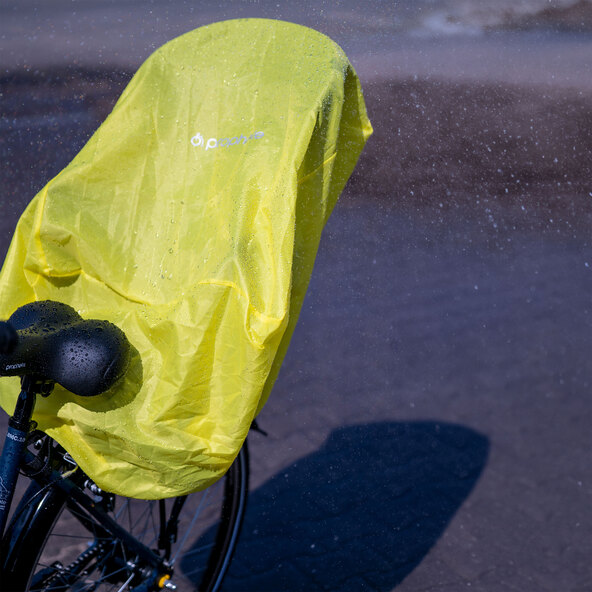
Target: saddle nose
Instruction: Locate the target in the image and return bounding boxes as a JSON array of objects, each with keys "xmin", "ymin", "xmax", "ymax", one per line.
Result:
[{"xmin": 0, "ymin": 322, "xmax": 17, "ymax": 355}]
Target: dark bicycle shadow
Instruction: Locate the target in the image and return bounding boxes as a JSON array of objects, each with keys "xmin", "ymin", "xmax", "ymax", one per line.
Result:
[{"xmin": 200, "ymin": 421, "xmax": 489, "ymax": 591}]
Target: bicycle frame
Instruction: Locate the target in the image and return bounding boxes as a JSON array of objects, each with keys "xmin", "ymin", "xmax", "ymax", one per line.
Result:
[
  {"xmin": 0, "ymin": 375, "xmax": 172, "ymax": 583},
  {"xmin": 0, "ymin": 375, "xmax": 45, "ymax": 537}
]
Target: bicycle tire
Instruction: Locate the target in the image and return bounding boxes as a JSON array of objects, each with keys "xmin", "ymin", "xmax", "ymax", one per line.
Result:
[{"xmin": 0, "ymin": 441, "xmax": 249, "ymax": 592}]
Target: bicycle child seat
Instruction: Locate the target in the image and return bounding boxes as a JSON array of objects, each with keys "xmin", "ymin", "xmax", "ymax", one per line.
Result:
[
  {"xmin": 0, "ymin": 19, "xmax": 372, "ymax": 499},
  {"xmin": 0, "ymin": 301, "xmax": 130, "ymax": 398}
]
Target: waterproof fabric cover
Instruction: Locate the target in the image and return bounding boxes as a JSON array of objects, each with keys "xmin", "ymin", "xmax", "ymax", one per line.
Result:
[{"xmin": 0, "ymin": 19, "xmax": 372, "ymax": 499}]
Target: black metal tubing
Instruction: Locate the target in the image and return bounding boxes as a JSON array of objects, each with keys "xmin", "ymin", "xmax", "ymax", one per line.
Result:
[
  {"xmin": 0, "ymin": 376, "xmax": 51, "ymax": 538},
  {"xmin": 20, "ymin": 449, "xmax": 170, "ymax": 574}
]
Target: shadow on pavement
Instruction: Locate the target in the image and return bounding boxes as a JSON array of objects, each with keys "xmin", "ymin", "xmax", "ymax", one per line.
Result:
[{"xmin": 190, "ymin": 421, "xmax": 489, "ymax": 591}]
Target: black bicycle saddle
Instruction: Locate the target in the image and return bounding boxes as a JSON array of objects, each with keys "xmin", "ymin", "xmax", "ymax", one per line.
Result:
[{"xmin": 0, "ymin": 301, "xmax": 130, "ymax": 397}]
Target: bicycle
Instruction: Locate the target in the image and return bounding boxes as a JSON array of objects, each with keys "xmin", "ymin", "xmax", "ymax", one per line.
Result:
[{"xmin": 0, "ymin": 299, "xmax": 248, "ymax": 591}]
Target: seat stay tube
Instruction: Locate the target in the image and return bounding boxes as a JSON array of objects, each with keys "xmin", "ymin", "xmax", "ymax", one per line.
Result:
[{"xmin": 22, "ymin": 449, "xmax": 170, "ymax": 574}]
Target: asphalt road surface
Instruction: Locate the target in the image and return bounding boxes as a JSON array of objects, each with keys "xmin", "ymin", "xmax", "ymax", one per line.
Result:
[{"xmin": 1, "ymin": 4, "xmax": 592, "ymax": 590}]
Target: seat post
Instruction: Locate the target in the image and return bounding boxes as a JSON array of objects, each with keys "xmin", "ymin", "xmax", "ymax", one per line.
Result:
[
  {"xmin": 0, "ymin": 376, "xmax": 54, "ymax": 536},
  {"xmin": 9, "ymin": 375, "xmax": 54, "ymax": 433}
]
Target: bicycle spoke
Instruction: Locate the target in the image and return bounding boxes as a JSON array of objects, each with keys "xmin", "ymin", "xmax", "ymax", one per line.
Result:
[{"xmin": 171, "ymin": 488, "xmax": 211, "ymax": 564}]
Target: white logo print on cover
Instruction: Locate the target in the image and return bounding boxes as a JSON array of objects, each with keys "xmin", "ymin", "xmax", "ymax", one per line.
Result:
[
  {"xmin": 191, "ymin": 133, "xmax": 205, "ymax": 147},
  {"xmin": 191, "ymin": 131, "xmax": 265, "ymax": 151}
]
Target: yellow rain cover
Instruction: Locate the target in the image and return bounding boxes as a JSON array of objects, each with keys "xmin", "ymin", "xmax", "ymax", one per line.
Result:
[{"xmin": 0, "ymin": 19, "xmax": 372, "ymax": 499}]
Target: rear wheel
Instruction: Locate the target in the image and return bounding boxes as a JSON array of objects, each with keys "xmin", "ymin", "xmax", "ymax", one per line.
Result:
[{"xmin": 1, "ymin": 440, "xmax": 249, "ymax": 592}]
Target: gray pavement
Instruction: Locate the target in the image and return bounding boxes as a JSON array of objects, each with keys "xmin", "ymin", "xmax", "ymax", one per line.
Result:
[{"xmin": 2, "ymin": 3, "xmax": 592, "ymax": 591}]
